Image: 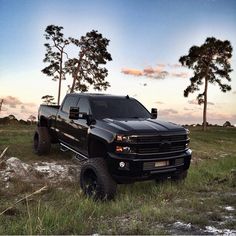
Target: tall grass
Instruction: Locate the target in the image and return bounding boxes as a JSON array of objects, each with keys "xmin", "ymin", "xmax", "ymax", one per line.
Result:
[{"xmin": 0, "ymin": 125, "xmax": 235, "ymax": 234}]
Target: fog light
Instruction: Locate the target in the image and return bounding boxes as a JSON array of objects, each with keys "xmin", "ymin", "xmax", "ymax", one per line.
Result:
[{"xmin": 119, "ymin": 162, "xmax": 125, "ymax": 168}]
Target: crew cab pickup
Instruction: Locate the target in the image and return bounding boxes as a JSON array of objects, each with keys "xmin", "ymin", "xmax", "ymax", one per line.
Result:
[{"xmin": 34, "ymin": 93, "xmax": 192, "ymax": 199}]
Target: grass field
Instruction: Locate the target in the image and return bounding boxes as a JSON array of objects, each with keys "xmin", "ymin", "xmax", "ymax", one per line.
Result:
[{"xmin": 0, "ymin": 125, "xmax": 236, "ymax": 234}]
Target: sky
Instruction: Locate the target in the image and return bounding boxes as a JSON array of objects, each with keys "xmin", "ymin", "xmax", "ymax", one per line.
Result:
[{"xmin": 0, "ymin": 0, "xmax": 236, "ymax": 125}]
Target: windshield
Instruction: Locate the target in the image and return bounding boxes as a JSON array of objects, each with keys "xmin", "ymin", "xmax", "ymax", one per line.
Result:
[{"xmin": 90, "ymin": 97, "xmax": 151, "ymax": 119}]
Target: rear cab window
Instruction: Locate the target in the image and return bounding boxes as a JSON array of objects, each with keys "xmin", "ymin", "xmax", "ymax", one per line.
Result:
[{"xmin": 61, "ymin": 95, "xmax": 79, "ymax": 114}]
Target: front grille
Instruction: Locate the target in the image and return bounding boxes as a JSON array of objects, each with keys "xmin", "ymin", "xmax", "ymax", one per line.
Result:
[
  {"xmin": 132, "ymin": 134, "xmax": 187, "ymax": 143},
  {"xmin": 132, "ymin": 133, "xmax": 188, "ymax": 155},
  {"xmin": 138, "ymin": 145, "xmax": 186, "ymax": 154}
]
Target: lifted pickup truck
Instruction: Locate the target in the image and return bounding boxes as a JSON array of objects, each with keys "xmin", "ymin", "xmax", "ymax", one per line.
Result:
[{"xmin": 34, "ymin": 93, "xmax": 192, "ymax": 199}]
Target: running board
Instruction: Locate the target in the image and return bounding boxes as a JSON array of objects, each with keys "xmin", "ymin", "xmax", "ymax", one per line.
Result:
[
  {"xmin": 60, "ymin": 143, "xmax": 88, "ymax": 161},
  {"xmin": 60, "ymin": 145, "xmax": 68, "ymax": 152}
]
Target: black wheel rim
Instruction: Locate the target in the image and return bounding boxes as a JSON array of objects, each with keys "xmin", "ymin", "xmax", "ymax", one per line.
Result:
[{"xmin": 83, "ymin": 170, "xmax": 98, "ymax": 197}]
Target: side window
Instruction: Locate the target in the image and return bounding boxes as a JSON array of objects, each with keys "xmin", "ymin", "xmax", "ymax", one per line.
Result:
[
  {"xmin": 77, "ymin": 98, "xmax": 90, "ymax": 114},
  {"xmin": 61, "ymin": 96, "xmax": 79, "ymax": 113}
]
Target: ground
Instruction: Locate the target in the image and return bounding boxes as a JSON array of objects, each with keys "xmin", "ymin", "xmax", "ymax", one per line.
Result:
[{"xmin": 0, "ymin": 125, "xmax": 235, "ymax": 234}]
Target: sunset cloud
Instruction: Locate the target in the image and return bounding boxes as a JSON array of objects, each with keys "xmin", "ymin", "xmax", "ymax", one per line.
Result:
[
  {"xmin": 171, "ymin": 72, "xmax": 189, "ymax": 78},
  {"xmin": 1, "ymin": 96, "xmax": 22, "ymax": 108},
  {"xmin": 0, "ymin": 95, "xmax": 37, "ymax": 120},
  {"xmin": 168, "ymin": 63, "xmax": 182, "ymax": 68},
  {"xmin": 188, "ymin": 100, "xmax": 215, "ymax": 106},
  {"xmin": 160, "ymin": 108, "xmax": 178, "ymax": 116},
  {"xmin": 122, "ymin": 63, "xmax": 189, "ymax": 79},
  {"xmin": 155, "ymin": 101, "xmax": 164, "ymax": 105},
  {"xmin": 121, "ymin": 66, "xmax": 169, "ymax": 79},
  {"xmin": 121, "ymin": 68, "xmax": 143, "ymax": 76}
]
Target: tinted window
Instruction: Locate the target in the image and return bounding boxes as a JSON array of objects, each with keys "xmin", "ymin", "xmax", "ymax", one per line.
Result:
[
  {"xmin": 90, "ymin": 97, "xmax": 151, "ymax": 119},
  {"xmin": 61, "ymin": 96, "xmax": 79, "ymax": 113},
  {"xmin": 77, "ymin": 98, "xmax": 91, "ymax": 114}
]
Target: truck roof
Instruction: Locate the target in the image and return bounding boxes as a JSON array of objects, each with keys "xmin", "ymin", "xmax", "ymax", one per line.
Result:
[{"xmin": 70, "ymin": 93, "xmax": 132, "ymax": 99}]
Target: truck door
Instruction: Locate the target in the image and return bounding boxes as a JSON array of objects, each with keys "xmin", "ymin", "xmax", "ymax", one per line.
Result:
[
  {"xmin": 56, "ymin": 94, "xmax": 80, "ymax": 145},
  {"xmin": 69, "ymin": 97, "xmax": 90, "ymax": 156}
]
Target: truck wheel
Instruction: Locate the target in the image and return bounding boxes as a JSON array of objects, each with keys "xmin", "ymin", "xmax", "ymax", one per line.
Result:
[
  {"xmin": 33, "ymin": 127, "xmax": 51, "ymax": 155},
  {"xmin": 171, "ymin": 170, "xmax": 188, "ymax": 182},
  {"xmin": 80, "ymin": 158, "xmax": 117, "ymax": 200}
]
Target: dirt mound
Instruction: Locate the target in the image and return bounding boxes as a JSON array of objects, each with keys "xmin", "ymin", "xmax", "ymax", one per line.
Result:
[{"xmin": 0, "ymin": 157, "xmax": 81, "ymax": 190}]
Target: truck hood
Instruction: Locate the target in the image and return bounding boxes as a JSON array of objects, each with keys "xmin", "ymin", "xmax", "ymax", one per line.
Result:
[{"xmin": 99, "ymin": 118, "xmax": 185, "ymax": 135}]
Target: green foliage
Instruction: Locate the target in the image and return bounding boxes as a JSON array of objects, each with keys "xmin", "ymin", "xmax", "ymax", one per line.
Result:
[
  {"xmin": 42, "ymin": 25, "xmax": 68, "ymax": 81},
  {"xmin": 179, "ymin": 37, "xmax": 233, "ymax": 131},
  {"xmin": 66, "ymin": 30, "xmax": 112, "ymax": 92},
  {"xmin": 180, "ymin": 37, "xmax": 233, "ymax": 103},
  {"xmin": 42, "ymin": 25, "xmax": 69, "ymax": 105},
  {"xmin": 42, "ymin": 26, "xmax": 112, "ymax": 98},
  {"xmin": 41, "ymin": 95, "xmax": 56, "ymax": 105}
]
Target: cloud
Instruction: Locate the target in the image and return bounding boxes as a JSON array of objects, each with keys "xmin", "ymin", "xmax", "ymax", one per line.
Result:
[
  {"xmin": 188, "ymin": 100, "xmax": 215, "ymax": 106},
  {"xmin": 157, "ymin": 64, "xmax": 166, "ymax": 68},
  {"xmin": 155, "ymin": 101, "xmax": 164, "ymax": 105},
  {"xmin": 171, "ymin": 72, "xmax": 189, "ymax": 78},
  {"xmin": 168, "ymin": 63, "xmax": 182, "ymax": 68},
  {"xmin": 188, "ymin": 100, "xmax": 199, "ymax": 105},
  {"xmin": 121, "ymin": 68, "xmax": 143, "ymax": 76},
  {"xmin": 207, "ymin": 102, "xmax": 215, "ymax": 106},
  {"xmin": 122, "ymin": 62, "xmax": 190, "ymax": 80},
  {"xmin": 121, "ymin": 65, "xmax": 169, "ymax": 79},
  {"xmin": 184, "ymin": 107, "xmax": 194, "ymax": 111},
  {"xmin": 160, "ymin": 108, "xmax": 178, "ymax": 116},
  {"xmin": 0, "ymin": 95, "xmax": 37, "ymax": 120},
  {"xmin": 1, "ymin": 96, "xmax": 22, "ymax": 108}
]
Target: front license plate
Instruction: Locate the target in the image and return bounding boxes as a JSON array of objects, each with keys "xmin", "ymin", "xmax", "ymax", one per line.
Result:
[{"xmin": 155, "ymin": 160, "xmax": 169, "ymax": 167}]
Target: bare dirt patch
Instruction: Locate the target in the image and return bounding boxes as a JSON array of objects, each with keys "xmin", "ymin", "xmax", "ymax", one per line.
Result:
[{"xmin": 0, "ymin": 156, "xmax": 81, "ymax": 193}]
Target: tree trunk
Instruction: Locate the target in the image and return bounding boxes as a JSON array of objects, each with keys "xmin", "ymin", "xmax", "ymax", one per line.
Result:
[
  {"xmin": 0, "ymin": 99, "xmax": 3, "ymax": 112},
  {"xmin": 70, "ymin": 52, "xmax": 85, "ymax": 93},
  {"xmin": 70, "ymin": 74, "xmax": 76, "ymax": 93},
  {"xmin": 58, "ymin": 76, "xmax": 62, "ymax": 105},
  {"xmin": 57, "ymin": 52, "xmax": 63, "ymax": 105},
  {"xmin": 203, "ymin": 76, "xmax": 208, "ymax": 131}
]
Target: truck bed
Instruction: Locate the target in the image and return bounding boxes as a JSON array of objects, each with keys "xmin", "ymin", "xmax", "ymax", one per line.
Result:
[{"xmin": 38, "ymin": 105, "xmax": 60, "ymax": 122}]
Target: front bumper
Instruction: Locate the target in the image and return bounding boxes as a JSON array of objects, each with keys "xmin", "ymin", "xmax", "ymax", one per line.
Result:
[{"xmin": 107, "ymin": 149, "xmax": 192, "ymax": 183}]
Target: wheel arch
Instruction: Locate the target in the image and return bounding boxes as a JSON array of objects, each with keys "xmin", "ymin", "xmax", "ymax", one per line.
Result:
[
  {"xmin": 88, "ymin": 134, "xmax": 109, "ymax": 159},
  {"xmin": 38, "ymin": 116, "xmax": 49, "ymax": 127}
]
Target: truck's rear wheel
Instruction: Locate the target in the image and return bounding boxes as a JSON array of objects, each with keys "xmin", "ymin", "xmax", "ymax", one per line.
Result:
[
  {"xmin": 171, "ymin": 170, "xmax": 188, "ymax": 181},
  {"xmin": 33, "ymin": 127, "xmax": 51, "ymax": 155},
  {"xmin": 80, "ymin": 158, "xmax": 117, "ymax": 200}
]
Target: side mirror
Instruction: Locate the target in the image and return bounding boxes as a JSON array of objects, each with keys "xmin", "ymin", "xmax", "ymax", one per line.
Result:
[
  {"xmin": 69, "ymin": 107, "xmax": 80, "ymax": 119},
  {"xmin": 151, "ymin": 108, "xmax": 158, "ymax": 119}
]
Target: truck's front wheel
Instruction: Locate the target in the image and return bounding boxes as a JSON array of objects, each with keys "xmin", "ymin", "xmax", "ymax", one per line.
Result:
[
  {"xmin": 33, "ymin": 127, "xmax": 51, "ymax": 155},
  {"xmin": 80, "ymin": 158, "xmax": 117, "ymax": 200}
]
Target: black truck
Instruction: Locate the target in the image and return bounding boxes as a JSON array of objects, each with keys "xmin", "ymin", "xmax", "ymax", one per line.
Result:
[{"xmin": 34, "ymin": 93, "xmax": 192, "ymax": 199}]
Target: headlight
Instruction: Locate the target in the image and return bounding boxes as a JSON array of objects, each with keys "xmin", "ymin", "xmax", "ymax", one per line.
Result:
[
  {"xmin": 185, "ymin": 129, "xmax": 190, "ymax": 135},
  {"xmin": 185, "ymin": 129, "xmax": 190, "ymax": 148},
  {"xmin": 115, "ymin": 146, "xmax": 133, "ymax": 153}
]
